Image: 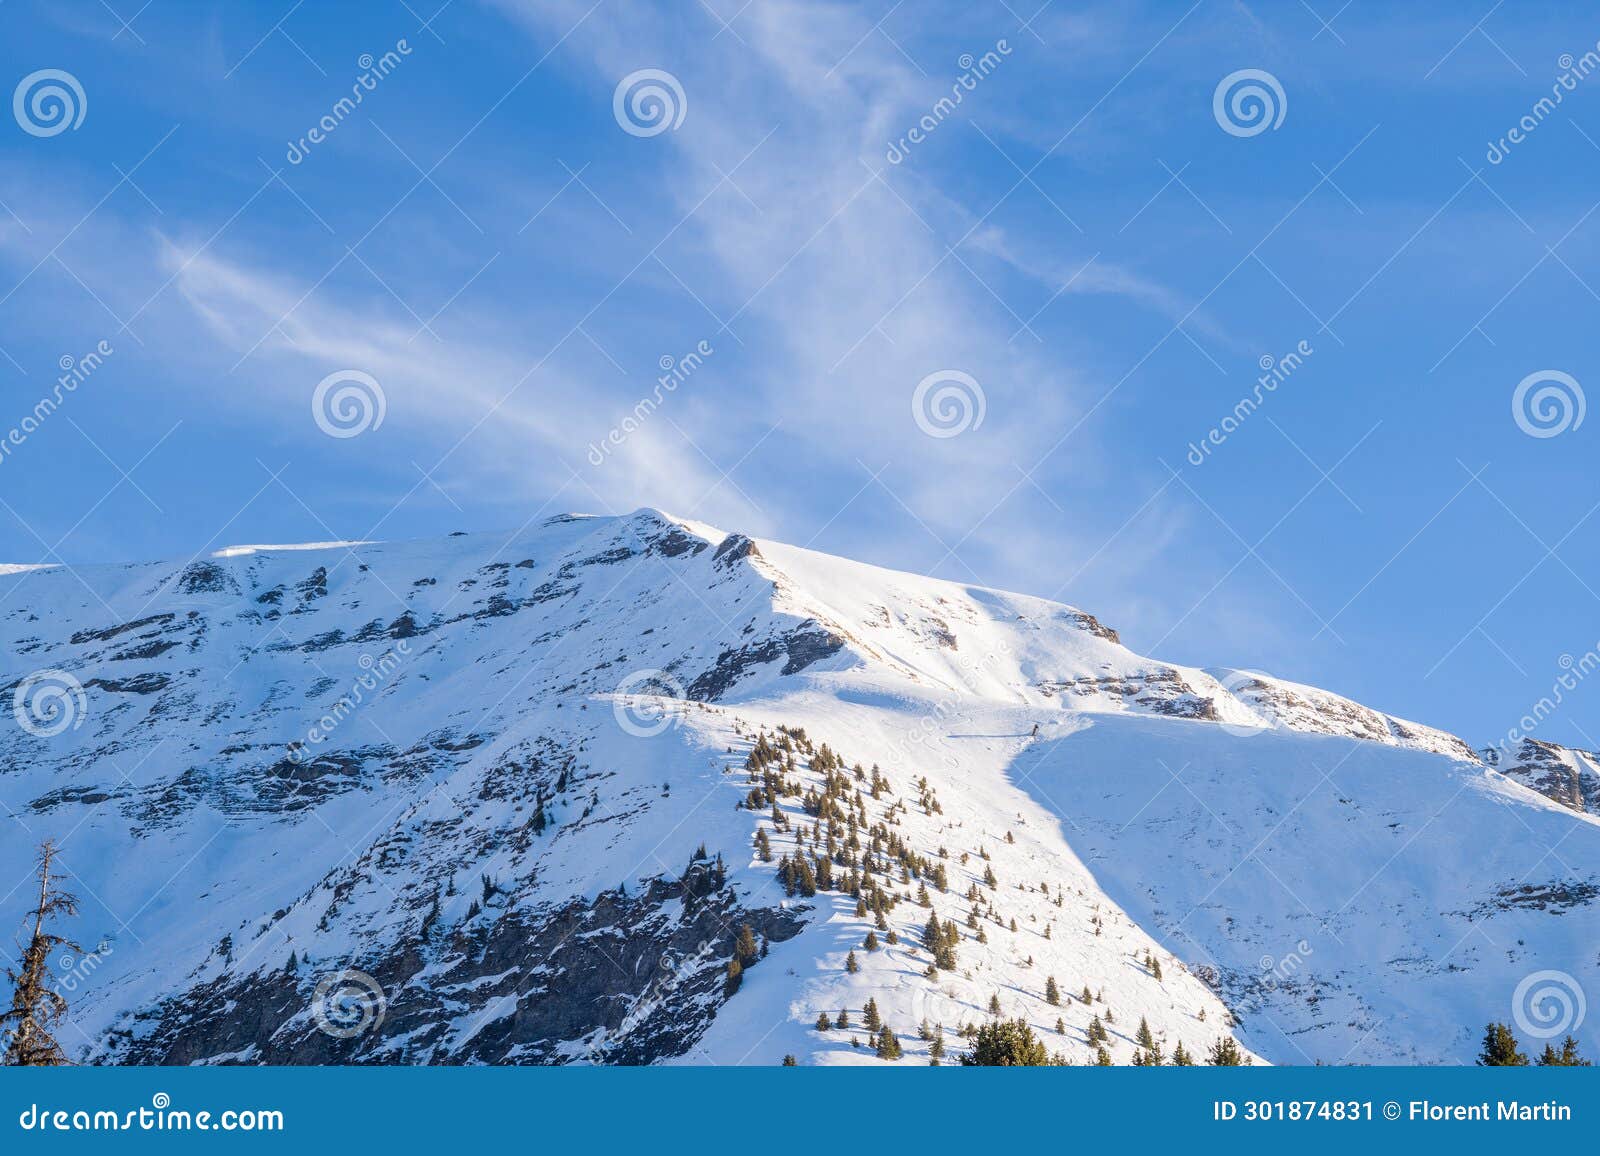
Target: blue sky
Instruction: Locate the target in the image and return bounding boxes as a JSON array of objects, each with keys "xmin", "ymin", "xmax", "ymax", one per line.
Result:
[{"xmin": 1, "ymin": 0, "xmax": 1598, "ymax": 749}]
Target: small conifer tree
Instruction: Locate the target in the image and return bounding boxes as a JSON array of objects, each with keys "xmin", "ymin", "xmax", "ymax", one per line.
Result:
[
  {"xmin": 1136, "ymin": 1017, "xmax": 1156, "ymax": 1050},
  {"xmin": 734, "ymin": 924, "xmax": 759, "ymax": 966},
  {"xmin": 1477, "ymin": 1022, "xmax": 1527, "ymax": 1066},
  {"xmin": 1207, "ymin": 1036, "xmax": 1250, "ymax": 1066},
  {"xmin": 1536, "ymin": 1036, "xmax": 1590, "ymax": 1066}
]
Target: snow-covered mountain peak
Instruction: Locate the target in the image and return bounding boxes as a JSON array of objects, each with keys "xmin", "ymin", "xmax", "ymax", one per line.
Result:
[{"xmin": 1, "ymin": 511, "xmax": 1595, "ymax": 1066}]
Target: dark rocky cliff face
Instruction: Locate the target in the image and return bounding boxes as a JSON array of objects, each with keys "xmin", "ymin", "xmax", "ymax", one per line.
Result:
[
  {"xmin": 1492, "ymin": 738, "xmax": 1600, "ymax": 814},
  {"xmin": 9, "ymin": 507, "xmax": 1595, "ymax": 1069},
  {"xmin": 112, "ymin": 867, "xmax": 805, "ymax": 1065},
  {"xmin": 0, "ymin": 511, "xmax": 848, "ymax": 1066}
]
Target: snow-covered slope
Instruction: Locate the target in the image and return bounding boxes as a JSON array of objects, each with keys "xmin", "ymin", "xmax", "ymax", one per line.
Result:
[{"xmin": 0, "ymin": 509, "xmax": 1594, "ymax": 1065}]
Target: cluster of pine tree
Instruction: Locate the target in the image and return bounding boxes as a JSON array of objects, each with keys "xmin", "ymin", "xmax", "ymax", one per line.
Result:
[
  {"xmin": 808, "ymin": 997, "xmax": 897, "ymax": 1060},
  {"xmin": 1208, "ymin": 1037, "xmax": 1249, "ymax": 1065},
  {"xmin": 724, "ymin": 923, "xmax": 765, "ymax": 997},
  {"xmin": 744, "ymin": 730, "xmax": 950, "ymax": 938},
  {"xmin": 734, "ymin": 725, "xmax": 1263, "ymax": 1069},
  {"xmin": 958, "ymin": 1018, "xmax": 1070, "ymax": 1065},
  {"xmin": 922, "ymin": 912, "xmax": 959, "ymax": 971},
  {"xmin": 1478, "ymin": 1022, "xmax": 1590, "ymax": 1066}
]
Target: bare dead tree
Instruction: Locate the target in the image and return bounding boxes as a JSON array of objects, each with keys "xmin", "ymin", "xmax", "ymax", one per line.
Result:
[{"xmin": 1, "ymin": 840, "xmax": 81, "ymax": 1065}]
